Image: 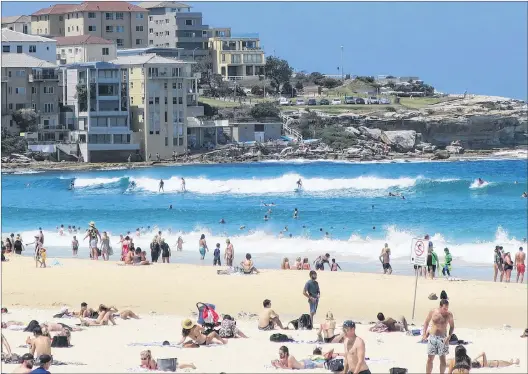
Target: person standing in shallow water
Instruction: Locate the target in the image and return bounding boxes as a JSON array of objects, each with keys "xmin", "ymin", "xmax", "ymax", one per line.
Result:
[
  {"xmin": 199, "ymin": 234, "xmax": 208, "ymax": 260},
  {"xmin": 224, "ymin": 239, "xmax": 234, "ymax": 266}
]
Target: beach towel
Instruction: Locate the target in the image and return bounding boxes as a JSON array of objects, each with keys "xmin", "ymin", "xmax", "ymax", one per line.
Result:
[
  {"xmin": 127, "ymin": 342, "xmax": 182, "ymax": 348},
  {"xmin": 4, "ymin": 325, "xmax": 26, "ymax": 331},
  {"xmin": 447, "ymin": 277, "xmax": 468, "ymax": 282},
  {"xmin": 369, "ymin": 322, "xmax": 389, "ymax": 333}
]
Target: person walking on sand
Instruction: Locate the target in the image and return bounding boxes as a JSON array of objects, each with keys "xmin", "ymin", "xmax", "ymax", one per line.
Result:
[
  {"xmin": 199, "ymin": 234, "xmax": 208, "ymax": 260},
  {"xmin": 379, "ymin": 243, "xmax": 392, "ymax": 275},
  {"xmin": 303, "ymin": 270, "xmax": 320, "ymax": 326},
  {"xmin": 427, "ymin": 246, "xmax": 439, "ymax": 279},
  {"xmin": 342, "ymin": 320, "xmax": 371, "ymax": 374},
  {"xmin": 493, "ymin": 246, "xmax": 504, "ymax": 282},
  {"xmin": 84, "ymin": 221, "xmax": 101, "ymax": 260},
  {"xmin": 515, "ymin": 247, "xmax": 526, "ymax": 283},
  {"xmin": 225, "ymin": 239, "xmax": 234, "ymax": 266},
  {"xmin": 100, "ymin": 232, "xmax": 111, "ymax": 261},
  {"xmin": 422, "ymin": 299, "xmax": 455, "ymax": 374}
]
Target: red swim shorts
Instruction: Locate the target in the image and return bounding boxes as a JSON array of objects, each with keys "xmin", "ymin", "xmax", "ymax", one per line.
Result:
[{"xmin": 517, "ymin": 264, "xmax": 526, "ymax": 274}]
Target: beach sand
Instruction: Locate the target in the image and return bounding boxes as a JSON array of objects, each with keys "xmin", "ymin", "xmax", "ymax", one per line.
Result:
[{"xmin": 2, "ymin": 256, "xmax": 527, "ymax": 373}]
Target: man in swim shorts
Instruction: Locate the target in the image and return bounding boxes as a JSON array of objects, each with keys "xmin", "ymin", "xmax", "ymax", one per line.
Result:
[
  {"xmin": 343, "ymin": 320, "xmax": 371, "ymax": 374},
  {"xmin": 515, "ymin": 246, "xmax": 526, "ymax": 283},
  {"xmin": 84, "ymin": 221, "xmax": 101, "ymax": 260},
  {"xmin": 379, "ymin": 243, "xmax": 392, "ymax": 275},
  {"xmin": 271, "ymin": 345, "xmax": 324, "ymax": 370},
  {"xmin": 258, "ymin": 299, "xmax": 287, "ymax": 330},
  {"xmin": 422, "ymin": 299, "xmax": 455, "ymax": 374}
]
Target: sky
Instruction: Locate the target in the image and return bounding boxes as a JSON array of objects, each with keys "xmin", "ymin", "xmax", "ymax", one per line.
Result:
[{"xmin": 2, "ymin": 1, "xmax": 527, "ymax": 100}]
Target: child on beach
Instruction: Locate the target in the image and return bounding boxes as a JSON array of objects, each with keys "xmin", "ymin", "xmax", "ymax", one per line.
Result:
[
  {"xmin": 214, "ymin": 244, "xmax": 221, "ymax": 266},
  {"xmin": 442, "ymin": 248, "xmax": 452, "ymax": 277},
  {"xmin": 177, "ymin": 236, "xmax": 184, "ymax": 251},
  {"xmin": 35, "ymin": 247, "xmax": 47, "ymax": 268},
  {"xmin": 330, "ymin": 259, "xmax": 341, "ymax": 271},
  {"xmin": 71, "ymin": 236, "xmax": 79, "ymax": 257},
  {"xmin": 302, "ymin": 258, "xmax": 311, "ymax": 270}
]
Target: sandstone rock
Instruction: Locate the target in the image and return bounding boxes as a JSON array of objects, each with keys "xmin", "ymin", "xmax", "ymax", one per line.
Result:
[
  {"xmin": 432, "ymin": 150, "xmax": 450, "ymax": 160},
  {"xmin": 345, "ymin": 127, "xmax": 360, "ymax": 136},
  {"xmin": 381, "ymin": 130, "xmax": 417, "ymax": 152},
  {"xmin": 416, "ymin": 142, "xmax": 437, "ymax": 153},
  {"xmin": 445, "ymin": 145, "xmax": 464, "ymax": 154},
  {"xmin": 358, "ymin": 126, "xmax": 382, "ymax": 141}
]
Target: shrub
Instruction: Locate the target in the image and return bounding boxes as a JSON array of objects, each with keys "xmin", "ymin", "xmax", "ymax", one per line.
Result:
[{"xmin": 249, "ymin": 102, "xmax": 280, "ymax": 119}]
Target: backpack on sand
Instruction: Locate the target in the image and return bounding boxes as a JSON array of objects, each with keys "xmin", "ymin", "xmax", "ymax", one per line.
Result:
[
  {"xmin": 269, "ymin": 333, "xmax": 293, "ymax": 343},
  {"xmin": 389, "ymin": 368, "xmax": 408, "ymax": 374},
  {"xmin": 325, "ymin": 358, "xmax": 344, "ymax": 372},
  {"xmin": 197, "ymin": 302, "xmax": 220, "ymax": 325}
]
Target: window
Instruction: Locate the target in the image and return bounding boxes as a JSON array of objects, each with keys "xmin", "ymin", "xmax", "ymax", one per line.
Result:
[
  {"xmin": 177, "ymin": 82, "xmax": 183, "ymax": 89},
  {"xmin": 173, "ymin": 137, "xmax": 178, "ymax": 146},
  {"xmin": 255, "ymin": 124, "xmax": 265, "ymax": 132},
  {"xmin": 185, "ymin": 19, "xmax": 194, "ymax": 26},
  {"xmin": 116, "ymin": 12, "xmax": 124, "ymax": 20},
  {"xmin": 76, "ymin": 26, "xmax": 79, "ymax": 31},
  {"xmin": 165, "ymin": 137, "xmax": 168, "ymax": 146},
  {"xmin": 148, "ymin": 97, "xmax": 153, "ymax": 104},
  {"xmin": 221, "ymin": 54, "xmax": 225, "ymax": 62},
  {"xmin": 178, "ymin": 97, "xmax": 183, "ymax": 105},
  {"xmin": 114, "ymin": 134, "xmax": 129, "ymax": 144},
  {"xmin": 8, "ymin": 87, "xmax": 12, "ymax": 94},
  {"xmin": 172, "ymin": 82, "xmax": 177, "ymax": 89},
  {"xmin": 102, "ymin": 48, "xmax": 109, "ymax": 55},
  {"xmin": 76, "ymin": 13, "xmax": 79, "ymax": 18},
  {"xmin": 106, "ymin": 12, "xmax": 114, "ymax": 20},
  {"xmin": 116, "ymin": 39, "xmax": 124, "ymax": 47},
  {"xmin": 136, "ymin": 13, "xmax": 144, "ymax": 19},
  {"xmin": 149, "ymin": 40, "xmax": 153, "ymax": 45},
  {"xmin": 31, "ymin": 87, "xmax": 36, "ymax": 94},
  {"xmin": 164, "ymin": 82, "xmax": 168, "ymax": 89},
  {"xmin": 67, "ymin": 14, "xmax": 70, "ymax": 20},
  {"xmin": 16, "ymin": 45, "xmax": 22, "ymax": 53},
  {"xmin": 179, "ymin": 138, "xmax": 183, "ymax": 146},
  {"xmin": 142, "ymin": 97, "xmax": 145, "ymax": 104},
  {"xmin": 136, "ymin": 25, "xmax": 143, "ymax": 32},
  {"xmin": 117, "ymin": 26, "xmax": 125, "ymax": 32},
  {"xmin": 149, "ymin": 16, "xmax": 153, "ymax": 21},
  {"xmin": 2, "ymin": 45, "xmax": 10, "ymax": 53},
  {"xmin": 155, "ymin": 97, "xmax": 159, "ymax": 104},
  {"xmin": 88, "ymin": 12, "xmax": 96, "ymax": 18},
  {"xmin": 15, "ymin": 103, "xmax": 25, "ymax": 110},
  {"xmin": 32, "ymin": 103, "xmax": 36, "ymax": 110},
  {"xmin": 88, "ymin": 25, "xmax": 96, "ymax": 31},
  {"xmin": 149, "ymin": 28, "xmax": 153, "ymax": 33},
  {"xmin": 67, "ymin": 27, "xmax": 71, "ymax": 32},
  {"xmin": 29, "ymin": 45, "xmax": 36, "ymax": 53},
  {"xmin": 172, "ymin": 67, "xmax": 180, "ymax": 77},
  {"xmin": 106, "ymin": 26, "xmax": 113, "ymax": 33},
  {"xmin": 75, "ymin": 48, "xmax": 80, "ymax": 54},
  {"xmin": 45, "ymin": 28, "xmax": 47, "ymax": 34},
  {"xmin": 59, "ymin": 16, "xmax": 63, "ymax": 21},
  {"xmin": 15, "ymin": 70, "xmax": 25, "ymax": 77},
  {"xmin": 202, "ymin": 30, "xmax": 208, "ymax": 37},
  {"xmin": 89, "ymin": 134, "xmax": 111, "ymax": 144},
  {"xmin": 165, "ymin": 18, "xmax": 170, "ymax": 23},
  {"xmin": 131, "ymin": 96, "xmax": 134, "ymax": 104},
  {"xmin": 231, "ymin": 54, "xmax": 241, "ymax": 63},
  {"xmin": 68, "ymin": 48, "xmax": 73, "ymax": 53},
  {"xmin": 44, "ymin": 86, "xmax": 54, "ymax": 94},
  {"xmin": 172, "ymin": 97, "xmax": 177, "ymax": 104},
  {"xmin": 44, "ymin": 103, "xmax": 54, "ymax": 113},
  {"xmin": 135, "ymin": 39, "xmax": 142, "ymax": 45},
  {"xmin": 15, "ymin": 87, "xmax": 26, "ymax": 95},
  {"xmin": 130, "ymin": 82, "xmax": 134, "ymax": 88},
  {"xmin": 8, "ymin": 103, "xmax": 12, "ymax": 109},
  {"xmin": 165, "ymin": 31, "xmax": 169, "ymax": 36}
]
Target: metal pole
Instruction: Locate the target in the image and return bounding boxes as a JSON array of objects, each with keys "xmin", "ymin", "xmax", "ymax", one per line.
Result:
[
  {"xmin": 340, "ymin": 45, "xmax": 344, "ymax": 81},
  {"xmin": 192, "ymin": 47, "xmax": 199, "ymax": 61},
  {"xmin": 411, "ymin": 267, "xmax": 419, "ymax": 321}
]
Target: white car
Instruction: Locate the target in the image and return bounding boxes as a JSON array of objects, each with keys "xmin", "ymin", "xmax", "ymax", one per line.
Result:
[
  {"xmin": 296, "ymin": 99, "xmax": 306, "ymax": 105},
  {"xmin": 331, "ymin": 98, "xmax": 342, "ymax": 105},
  {"xmin": 279, "ymin": 97, "xmax": 290, "ymax": 106}
]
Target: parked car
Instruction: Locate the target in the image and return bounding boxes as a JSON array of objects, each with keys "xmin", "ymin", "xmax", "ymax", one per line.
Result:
[
  {"xmin": 355, "ymin": 97, "xmax": 365, "ymax": 104},
  {"xmin": 379, "ymin": 97, "xmax": 391, "ymax": 105},
  {"xmin": 368, "ymin": 96, "xmax": 380, "ymax": 104},
  {"xmin": 344, "ymin": 96, "xmax": 356, "ymax": 104},
  {"xmin": 331, "ymin": 98, "xmax": 342, "ymax": 105},
  {"xmin": 296, "ymin": 99, "xmax": 306, "ymax": 106},
  {"xmin": 279, "ymin": 97, "xmax": 290, "ymax": 106},
  {"xmin": 319, "ymin": 99, "xmax": 330, "ymax": 105},
  {"xmin": 307, "ymin": 98, "xmax": 317, "ymax": 106}
]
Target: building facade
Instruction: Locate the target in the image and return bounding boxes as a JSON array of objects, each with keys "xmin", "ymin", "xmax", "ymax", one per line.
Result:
[
  {"xmin": 1, "ymin": 15, "xmax": 31, "ymax": 34},
  {"xmin": 138, "ymin": 1, "xmax": 209, "ymax": 60},
  {"xmin": 209, "ymin": 33, "xmax": 265, "ymax": 81},
  {"xmin": 111, "ymin": 54, "xmax": 196, "ymax": 160},
  {"xmin": 55, "ymin": 35, "xmax": 117, "ymax": 65},
  {"xmin": 31, "ymin": 2, "xmax": 148, "ymax": 49},
  {"xmin": 1, "ymin": 28, "xmax": 56, "ymax": 63},
  {"xmin": 1, "ymin": 54, "xmax": 60, "ymax": 137},
  {"xmin": 65, "ymin": 61, "xmax": 139, "ymax": 162}
]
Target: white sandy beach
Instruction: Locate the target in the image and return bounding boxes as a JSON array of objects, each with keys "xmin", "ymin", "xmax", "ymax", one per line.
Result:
[{"xmin": 1, "ymin": 256, "xmax": 527, "ymax": 373}]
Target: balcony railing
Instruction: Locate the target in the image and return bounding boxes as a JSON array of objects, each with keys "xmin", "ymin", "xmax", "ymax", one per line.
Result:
[{"xmin": 29, "ymin": 73, "xmax": 59, "ymax": 82}]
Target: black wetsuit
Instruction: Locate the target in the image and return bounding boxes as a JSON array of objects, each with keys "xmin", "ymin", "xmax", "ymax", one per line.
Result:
[
  {"xmin": 151, "ymin": 241, "xmax": 160, "ymax": 262},
  {"xmin": 161, "ymin": 242, "xmax": 170, "ymax": 258},
  {"xmin": 14, "ymin": 239, "xmax": 23, "ymax": 255}
]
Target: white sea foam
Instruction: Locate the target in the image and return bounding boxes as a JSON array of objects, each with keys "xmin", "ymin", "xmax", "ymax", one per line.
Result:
[
  {"xmin": 492, "ymin": 149, "xmax": 528, "ymax": 159},
  {"xmin": 2, "ymin": 169, "xmax": 43, "ymax": 175},
  {"xmin": 74, "ymin": 177, "xmax": 121, "ymax": 188},
  {"xmin": 15, "ymin": 226, "xmax": 525, "ymax": 265},
  {"xmin": 469, "ymin": 179, "xmax": 492, "ymax": 189}
]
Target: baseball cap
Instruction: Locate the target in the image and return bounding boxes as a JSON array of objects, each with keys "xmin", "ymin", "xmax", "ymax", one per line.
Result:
[
  {"xmin": 20, "ymin": 353, "xmax": 34, "ymax": 362},
  {"xmin": 343, "ymin": 320, "xmax": 356, "ymax": 329},
  {"xmin": 38, "ymin": 354, "xmax": 52, "ymax": 364}
]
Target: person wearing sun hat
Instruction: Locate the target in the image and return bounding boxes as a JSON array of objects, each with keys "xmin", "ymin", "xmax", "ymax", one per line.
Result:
[
  {"xmin": 342, "ymin": 320, "xmax": 370, "ymax": 374},
  {"xmin": 178, "ymin": 319, "xmax": 227, "ymax": 347},
  {"xmin": 84, "ymin": 221, "xmax": 101, "ymax": 260}
]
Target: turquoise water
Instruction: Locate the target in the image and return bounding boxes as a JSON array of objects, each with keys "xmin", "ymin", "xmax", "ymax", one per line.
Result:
[{"xmin": 2, "ymin": 159, "xmax": 527, "ymax": 267}]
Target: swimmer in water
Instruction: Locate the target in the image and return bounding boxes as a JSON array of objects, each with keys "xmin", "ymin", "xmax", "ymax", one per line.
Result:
[
  {"xmin": 169, "ymin": 205, "xmax": 173, "ymax": 209},
  {"xmin": 159, "ymin": 179, "xmax": 164, "ymax": 192},
  {"xmin": 264, "ymin": 215, "xmax": 269, "ymax": 221},
  {"xmin": 522, "ymin": 192, "xmax": 527, "ymax": 198},
  {"xmin": 219, "ymin": 218, "xmax": 225, "ymax": 224},
  {"xmin": 70, "ymin": 179, "xmax": 75, "ymax": 190},
  {"xmin": 239, "ymin": 225, "xmax": 246, "ymax": 230},
  {"xmin": 478, "ymin": 178, "xmax": 484, "ymax": 185},
  {"xmin": 296, "ymin": 179, "xmax": 303, "ymax": 189},
  {"xmin": 181, "ymin": 177, "xmax": 186, "ymax": 192},
  {"xmin": 293, "ymin": 208, "xmax": 298, "ymax": 219}
]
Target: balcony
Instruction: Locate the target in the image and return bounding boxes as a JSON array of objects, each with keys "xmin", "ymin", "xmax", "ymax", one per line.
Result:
[
  {"xmin": 187, "ymin": 105, "xmax": 204, "ymax": 117},
  {"xmin": 29, "ymin": 73, "xmax": 59, "ymax": 82},
  {"xmin": 1, "ymin": 76, "xmax": 8, "ymax": 82},
  {"xmin": 78, "ymin": 77, "xmax": 97, "ymax": 84},
  {"xmin": 148, "ymin": 71, "xmax": 178, "ymax": 79},
  {"xmin": 98, "ymin": 94, "xmax": 119, "ymax": 101},
  {"xmin": 97, "ymin": 76, "xmax": 119, "ymax": 84}
]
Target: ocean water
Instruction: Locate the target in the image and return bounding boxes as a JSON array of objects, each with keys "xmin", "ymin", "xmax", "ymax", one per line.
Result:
[{"xmin": 1, "ymin": 159, "xmax": 527, "ymax": 272}]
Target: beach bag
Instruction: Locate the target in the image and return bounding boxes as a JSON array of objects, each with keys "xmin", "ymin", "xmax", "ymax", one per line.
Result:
[
  {"xmin": 196, "ymin": 302, "xmax": 219, "ymax": 325},
  {"xmin": 389, "ymin": 368, "xmax": 408, "ymax": 374},
  {"xmin": 269, "ymin": 333, "xmax": 292, "ymax": 343},
  {"xmin": 157, "ymin": 358, "xmax": 177, "ymax": 372},
  {"xmin": 325, "ymin": 358, "xmax": 344, "ymax": 372},
  {"xmin": 298, "ymin": 314, "xmax": 312, "ymax": 330},
  {"xmin": 51, "ymin": 335, "xmax": 69, "ymax": 348}
]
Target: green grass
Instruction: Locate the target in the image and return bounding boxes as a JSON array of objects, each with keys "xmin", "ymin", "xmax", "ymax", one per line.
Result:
[
  {"xmin": 280, "ymin": 104, "xmax": 396, "ymax": 114},
  {"xmin": 398, "ymin": 97, "xmax": 456, "ymax": 109},
  {"xmin": 199, "ymin": 97, "xmax": 244, "ymax": 108}
]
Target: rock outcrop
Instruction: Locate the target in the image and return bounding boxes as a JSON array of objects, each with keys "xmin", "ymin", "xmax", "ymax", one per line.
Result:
[{"xmin": 380, "ymin": 130, "xmax": 416, "ymax": 152}]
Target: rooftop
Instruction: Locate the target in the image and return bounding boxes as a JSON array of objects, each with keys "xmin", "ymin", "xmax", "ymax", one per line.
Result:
[
  {"xmin": 1, "ymin": 15, "xmax": 31, "ymax": 24},
  {"xmin": 54, "ymin": 35, "xmax": 114, "ymax": 46},
  {"xmin": 137, "ymin": 1, "xmax": 191, "ymax": 9},
  {"xmin": 65, "ymin": 61, "xmax": 120, "ymax": 69},
  {"xmin": 1, "ymin": 28, "xmax": 55, "ymax": 42},
  {"xmin": 110, "ymin": 53, "xmax": 186, "ymax": 66},
  {"xmin": 116, "ymin": 47, "xmax": 183, "ymax": 55},
  {"xmin": 1, "ymin": 53, "xmax": 57, "ymax": 68},
  {"xmin": 32, "ymin": 1, "xmax": 146, "ymax": 16}
]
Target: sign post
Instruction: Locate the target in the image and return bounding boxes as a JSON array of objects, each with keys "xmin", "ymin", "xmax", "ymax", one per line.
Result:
[{"xmin": 410, "ymin": 238, "xmax": 428, "ymax": 321}]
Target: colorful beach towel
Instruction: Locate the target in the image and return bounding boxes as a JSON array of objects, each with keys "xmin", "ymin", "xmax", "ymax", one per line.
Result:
[{"xmin": 127, "ymin": 342, "xmax": 181, "ymax": 348}]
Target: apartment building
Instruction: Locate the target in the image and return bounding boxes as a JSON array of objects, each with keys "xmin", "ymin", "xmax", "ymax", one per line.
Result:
[
  {"xmin": 110, "ymin": 54, "xmax": 195, "ymax": 160},
  {"xmin": 65, "ymin": 61, "xmax": 138, "ymax": 162},
  {"xmin": 55, "ymin": 35, "xmax": 117, "ymax": 65},
  {"xmin": 138, "ymin": 1, "xmax": 209, "ymax": 60},
  {"xmin": 1, "ymin": 53, "xmax": 60, "ymax": 137},
  {"xmin": 1, "ymin": 15, "xmax": 31, "ymax": 34},
  {"xmin": 209, "ymin": 33, "xmax": 265, "ymax": 81},
  {"xmin": 31, "ymin": 2, "xmax": 148, "ymax": 49},
  {"xmin": 1, "ymin": 28, "xmax": 56, "ymax": 63}
]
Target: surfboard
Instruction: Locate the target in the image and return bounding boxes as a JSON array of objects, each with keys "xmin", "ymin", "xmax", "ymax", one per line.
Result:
[{"xmin": 294, "ymin": 188, "xmax": 302, "ymax": 193}]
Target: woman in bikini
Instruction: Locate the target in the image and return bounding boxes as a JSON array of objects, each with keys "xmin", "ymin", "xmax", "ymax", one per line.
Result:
[
  {"xmin": 448, "ymin": 346, "xmax": 520, "ymax": 373},
  {"xmin": 468, "ymin": 352, "xmax": 519, "ymax": 369},
  {"xmin": 140, "ymin": 350, "xmax": 196, "ymax": 370},
  {"xmin": 178, "ymin": 319, "xmax": 227, "ymax": 347},
  {"xmin": 121, "ymin": 236, "xmax": 130, "ymax": 261},
  {"xmin": 79, "ymin": 305, "xmax": 116, "ymax": 326},
  {"xmin": 198, "ymin": 234, "xmax": 208, "ymax": 260},
  {"xmin": 281, "ymin": 258, "xmax": 290, "ymax": 270}
]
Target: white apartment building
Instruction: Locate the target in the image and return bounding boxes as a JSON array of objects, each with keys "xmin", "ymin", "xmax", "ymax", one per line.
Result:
[
  {"xmin": 65, "ymin": 61, "xmax": 139, "ymax": 162},
  {"xmin": 55, "ymin": 35, "xmax": 117, "ymax": 65},
  {"xmin": 110, "ymin": 54, "xmax": 196, "ymax": 160},
  {"xmin": 1, "ymin": 28, "xmax": 56, "ymax": 63},
  {"xmin": 1, "ymin": 15, "xmax": 31, "ymax": 34}
]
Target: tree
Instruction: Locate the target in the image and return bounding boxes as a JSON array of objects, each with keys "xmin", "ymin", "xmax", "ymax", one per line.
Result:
[
  {"xmin": 192, "ymin": 55, "xmax": 214, "ymax": 88},
  {"xmin": 322, "ymin": 78, "xmax": 340, "ymax": 89},
  {"xmin": 251, "ymin": 85, "xmax": 264, "ymax": 96},
  {"xmin": 280, "ymin": 81, "xmax": 296, "ymax": 97},
  {"xmin": 309, "ymin": 72, "xmax": 325, "ymax": 85},
  {"xmin": 295, "ymin": 81, "xmax": 304, "ymax": 91},
  {"xmin": 198, "ymin": 101, "xmax": 218, "ymax": 117},
  {"xmin": 1, "ymin": 134, "xmax": 28, "ymax": 155},
  {"xmin": 249, "ymin": 102, "xmax": 280, "ymax": 119},
  {"xmin": 265, "ymin": 56, "xmax": 293, "ymax": 93},
  {"xmin": 11, "ymin": 108, "xmax": 38, "ymax": 132}
]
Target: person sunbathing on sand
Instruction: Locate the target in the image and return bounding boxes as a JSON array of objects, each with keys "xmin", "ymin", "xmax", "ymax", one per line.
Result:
[
  {"xmin": 101, "ymin": 305, "xmax": 139, "ymax": 320},
  {"xmin": 178, "ymin": 319, "xmax": 227, "ymax": 347},
  {"xmin": 371, "ymin": 313, "xmax": 409, "ymax": 332},
  {"xmin": 316, "ymin": 312, "xmax": 344, "ymax": 343},
  {"xmin": 271, "ymin": 345, "xmax": 324, "ymax": 370},
  {"xmin": 259, "ymin": 299, "xmax": 287, "ymax": 331},
  {"xmin": 1, "ymin": 321, "xmax": 24, "ymax": 329},
  {"xmin": 79, "ymin": 305, "xmax": 116, "ymax": 326},
  {"xmin": 140, "ymin": 350, "xmax": 196, "ymax": 370},
  {"xmin": 447, "ymin": 348, "xmax": 520, "ymax": 372},
  {"xmin": 71, "ymin": 302, "xmax": 98, "ymax": 318}
]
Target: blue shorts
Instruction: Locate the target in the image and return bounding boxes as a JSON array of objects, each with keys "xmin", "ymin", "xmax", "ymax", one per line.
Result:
[{"xmin": 308, "ymin": 298, "xmax": 319, "ymax": 314}]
